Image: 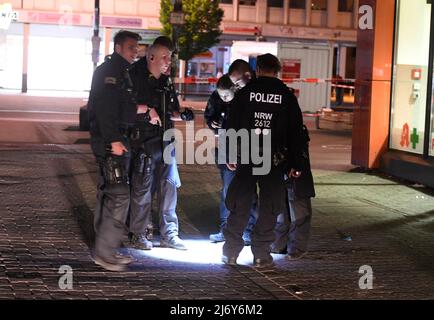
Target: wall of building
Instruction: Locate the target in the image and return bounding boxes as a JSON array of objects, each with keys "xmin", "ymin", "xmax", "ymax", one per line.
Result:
[
  {"xmin": 0, "ymin": 0, "xmax": 358, "ymax": 92},
  {"xmin": 1, "ymin": 0, "xmax": 357, "ymax": 42}
]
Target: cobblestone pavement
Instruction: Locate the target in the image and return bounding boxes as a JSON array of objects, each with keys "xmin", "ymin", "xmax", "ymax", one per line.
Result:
[{"xmin": 0, "ymin": 133, "xmax": 434, "ymax": 300}]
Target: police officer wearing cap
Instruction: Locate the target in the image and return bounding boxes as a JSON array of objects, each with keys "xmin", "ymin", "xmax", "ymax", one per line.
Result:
[
  {"xmin": 128, "ymin": 37, "xmax": 194, "ymax": 251},
  {"xmin": 88, "ymin": 30, "xmax": 141, "ymax": 272},
  {"xmin": 222, "ymin": 53, "xmax": 304, "ymax": 268}
]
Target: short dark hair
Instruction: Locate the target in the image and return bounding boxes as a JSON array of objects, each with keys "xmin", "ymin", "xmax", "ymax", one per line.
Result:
[
  {"xmin": 216, "ymin": 74, "xmax": 234, "ymax": 90},
  {"xmin": 228, "ymin": 59, "xmax": 252, "ymax": 76},
  {"xmin": 113, "ymin": 30, "xmax": 141, "ymax": 50},
  {"xmin": 153, "ymin": 36, "xmax": 175, "ymax": 51},
  {"xmin": 256, "ymin": 53, "xmax": 281, "ymax": 74}
]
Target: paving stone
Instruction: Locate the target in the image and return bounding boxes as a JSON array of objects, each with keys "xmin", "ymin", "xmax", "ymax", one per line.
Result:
[{"xmin": 0, "ymin": 142, "xmax": 433, "ymax": 300}]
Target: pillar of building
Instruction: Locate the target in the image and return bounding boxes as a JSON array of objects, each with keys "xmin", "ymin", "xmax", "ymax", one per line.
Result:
[
  {"xmin": 283, "ymin": 0, "xmax": 289, "ymax": 25},
  {"xmin": 305, "ymin": 0, "xmax": 312, "ymax": 26},
  {"xmin": 233, "ymin": 0, "xmax": 239, "ymax": 21},
  {"xmin": 256, "ymin": 0, "xmax": 267, "ymax": 24},
  {"xmin": 353, "ymin": 0, "xmax": 360, "ymax": 29},
  {"xmin": 327, "ymin": 0, "xmax": 338, "ymax": 28},
  {"xmin": 339, "ymin": 46, "xmax": 347, "ymax": 78},
  {"xmin": 351, "ymin": 0, "xmax": 395, "ymax": 168},
  {"xmin": 21, "ymin": 23, "xmax": 29, "ymax": 93}
]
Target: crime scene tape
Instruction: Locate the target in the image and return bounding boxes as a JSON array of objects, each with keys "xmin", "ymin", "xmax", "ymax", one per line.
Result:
[{"xmin": 175, "ymin": 77, "xmax": 355, "ymax": 89}]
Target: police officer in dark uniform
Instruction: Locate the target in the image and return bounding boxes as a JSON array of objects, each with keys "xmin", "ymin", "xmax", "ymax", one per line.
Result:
[
  {"xmin": 88, "ymin": 30, "xmax": 141, "ymax": 271},
  {"xmin": 271, "ymin": 124, "xmax": 315, "ymax": 260},
  {"xmin": 205, "ymin": 74, "xmax": 258, "ymax": 245},
  {"xmin": 128, "ymin": 38, "xmax": 194, "ymax": 250},
  {"xmin": 222, "ymin": 53, "xmax": 304, "ymax": 268}
]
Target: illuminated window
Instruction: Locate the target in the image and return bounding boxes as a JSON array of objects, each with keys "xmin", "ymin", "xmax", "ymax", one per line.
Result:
[
  {"xmin": 311, "ymin": 0, "xmax": 327, "ymax": 10},
  {"xmin": 338, "ymin": 0, "xmax": 353, "ymax": 12},
  {"xmin": 220, "ymin": 0, "xmax": 233, "ymax": 4},
  {"xmin": 390, "ymin": 0, "xmax": 432, "ymax": 155},
  {"xmin": 290, "ymin": 0, "xmax": 305, "ymax": 9},
  {"xmin": 0, "ymin": 24, "xmax": 23, "ymax": 90},
  {"xmin": 268, "ymin": 0, "xmax": 284, "ymax": 7}
]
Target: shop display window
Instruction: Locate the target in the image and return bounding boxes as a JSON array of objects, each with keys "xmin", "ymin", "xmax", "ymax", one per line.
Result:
[{"xmin": 390, "ymin": 0, "xmax": 431, "ymax": 155}]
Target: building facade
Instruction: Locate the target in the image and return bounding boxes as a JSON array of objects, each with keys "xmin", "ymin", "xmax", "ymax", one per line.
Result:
[{"xmin": 0, "ymin": 0, "xmax": 357, "ymax": 92}]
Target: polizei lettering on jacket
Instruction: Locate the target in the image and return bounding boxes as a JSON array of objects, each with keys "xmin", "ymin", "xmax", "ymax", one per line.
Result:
[{"xmin": 250, "ymin": 92, "xmax": 282, "ymax": 104}]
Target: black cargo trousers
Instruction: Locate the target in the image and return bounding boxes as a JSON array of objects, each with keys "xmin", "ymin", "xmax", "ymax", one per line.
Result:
[
  {"xmin": 128, "ymin": 131, "xmax": 180, "ymax": 241},
  {"xmin": 223, "ymin": 165, "xmax": 287, "ymax": 261},
  {"xmin": 91, "ymin": 136, "xmax": 131, "ymax": 263},
  {"xmin": 127, "ymin": 131, "xmax": 159, "ymax": 237}
]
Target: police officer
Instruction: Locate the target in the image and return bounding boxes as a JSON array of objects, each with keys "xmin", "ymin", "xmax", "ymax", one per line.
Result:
[
  {"xmin": 271, "ymin": 124, "xmax": 315, "ymax": 260},
  {"xmin": 205, "ymin": 73, "xmax": 258, "ymax": 245},
  {"xmin": 222, "ymin": 53, "xmax": 304, "ymax": 268},
  {"xmin": 128, "ymin": 38, "xmax": 194, "ymax": 251},
  {"xmin": 228, "ymin": 59, "xmax": 255, "ymax": 90},
  {"xmin": 88, "ymin": 30, "xmax": 141, "ymax": 271}
]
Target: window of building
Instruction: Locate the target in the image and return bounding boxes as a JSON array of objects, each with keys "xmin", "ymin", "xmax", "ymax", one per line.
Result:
[
  {"xmin": 268, "ymin": 0, "xmax": 283, "ymax": 8},
  {"xmin": 0, "ymin": 23, "xmax": 23, "ymax": 90},
  {"xmin": 390, "ymin": 0, "xmax": 432, "ymax": 155},
  {"xmin": 338, "ymin": 0, "xmax": 353, "ymax": 12},
  {"xmin": 239, "ymin": 0, "xmax": 256, "ymax": 5},
  {"xmin": 311, "ymin": 0, "xmax": 327, "ymax": 10},
  {"xmin": 290, "ymin": 0, "xmax": 305, "ymax": 9},
  {"xmin": 220, "ymin": 0, "xmax": 233, "ymax": 4},
  {"xmin": 27, "ymin": 24, "xmax": 95, "ymax": 91}
]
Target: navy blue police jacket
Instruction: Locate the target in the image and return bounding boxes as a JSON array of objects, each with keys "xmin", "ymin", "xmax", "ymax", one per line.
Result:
[
  {"xmin": 204, "ymin": 90, "xmax": 232, "ymax": 135},
  {"xmin": 225, "ymin": 76, "xmax": 304, "ymax": 173},
  {"xmin": 88, "ymin": 52, "xmax": 137, "ymax": 144},
  {"xmin": 128, "ymin": 58, "xmax": 180, "ymax": 136}
]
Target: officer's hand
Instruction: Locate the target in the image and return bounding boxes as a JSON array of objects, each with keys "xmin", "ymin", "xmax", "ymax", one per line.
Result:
[
  {"xmin": 227, "ymin": 163, "xmax": 237, "ymax": 171},
  {"xmin": 289, "ymin": 168, "xmax": 302, "ymax": 178},
  {"xmin": 149, "ymin": 108, "xmax": 161, "ymax": 126},
  {"xmin": 180, "ymin": 108, "xmax": 195, "ymax": 121},
  {"xmin": 211, "ymin": 121, "xmax": 222, "ymax": 129},
  {"xmin": 137, "ymin": 104, "xmax": 149, "ymax": 114},
  {"xmin": 111, "ymin": 141, "xmax": 128, "ymax": 156}
]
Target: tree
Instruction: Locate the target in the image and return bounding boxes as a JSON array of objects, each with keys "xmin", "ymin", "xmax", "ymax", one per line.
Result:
[{"xmin": 160, "ymin": 0, "xmax": 224, "ymax": 63}]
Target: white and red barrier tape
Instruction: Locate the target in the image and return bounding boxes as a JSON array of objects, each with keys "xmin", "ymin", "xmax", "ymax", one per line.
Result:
[{"xmin": 175, "ymin": 77, "xmax": 355, "ymax": 89}]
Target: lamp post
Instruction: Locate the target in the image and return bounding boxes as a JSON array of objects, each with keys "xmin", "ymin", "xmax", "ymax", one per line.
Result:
[
  {"xmin": 92, "ymin": 0, "xmax": 101, "ymax": 70},
  {"xmin": 170, "ymin": 0, "xmax": 184, "ymax": 54},
  {"xmin": 170, "ymin": 0, "xmax": 185, "ymax": 92}
]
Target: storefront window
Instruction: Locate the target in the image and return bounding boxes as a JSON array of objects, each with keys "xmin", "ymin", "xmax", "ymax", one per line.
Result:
[
  {"xmin": 27, "ymin": 24, "xmax": 95, "ymax": 91},
  {"xmin": 390, "ymin": 0, "xmax": 431, "ymax": 155},
  {"xmin": 187, "ymin": 62, "xmax": 198, "ymax": 77},
  {"xmin": 0, "ymin": 23, "xmax": 23, "ymax": 90}
]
